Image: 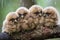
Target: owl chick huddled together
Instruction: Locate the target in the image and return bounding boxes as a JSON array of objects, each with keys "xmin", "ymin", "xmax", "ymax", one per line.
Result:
[
  {"xmin": 1, "ymin": 5, "xmax": 59, "ymax": 40},
  {"xmin": 2, "ymin": 12, "xmax": 19, "ymax": 34},
  {"xmin": 43, "ymin": 6, "xmax": 59, "ymax": 29},
  {"xmin": 29, "ymin": 5, "xmax": 44, "ymax": 29}
]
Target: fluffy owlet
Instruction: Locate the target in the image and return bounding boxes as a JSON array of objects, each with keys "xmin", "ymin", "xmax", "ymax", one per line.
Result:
[
  {"xmin": 2, "ymin": 12, "xmax": 19, "ymax": 34},
  {"xmin": 43, "ymin": 7, "xmax": 59, "ymax": 28},
  {"xmin": 16, "ymin": 7, "xmax": 32, "ymax": 31},
  {"xmin": 29, "ymin": 5, "xmax": 44, "ymax": 29}
]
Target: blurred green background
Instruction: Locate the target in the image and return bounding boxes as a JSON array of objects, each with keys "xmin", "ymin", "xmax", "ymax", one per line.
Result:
[{"xmin": 0, "ymin": 0, "xmax": 60, "ymax": 40}]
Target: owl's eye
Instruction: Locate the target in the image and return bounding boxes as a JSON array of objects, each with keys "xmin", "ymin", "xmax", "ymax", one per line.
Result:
[
  {"xmin": 16, "ymin": 17, "xmax": 19, "ymax": 21},
  {"xmin": 10, "ymin": 18, "xmax": 15, "ymax": 22},
  {"xmin": 46, "ymin": 13, "xmax": 50, "ymax": 16},
  {"xmin": 34, "ymin": 12, "xmax": 40, "ymax": 15},
  {"xmin": 23, "ymin": 13, "xmax": 27, "ymax": 16},
  {"xmin": 19, "ymin": 14, "xmax": 21, "ymax": 17},
  {"xmin": 40, "ymin": 11, "xmax": 42, "ymax": 13}
]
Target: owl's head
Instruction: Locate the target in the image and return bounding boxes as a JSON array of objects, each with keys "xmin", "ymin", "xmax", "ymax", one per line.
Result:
[
  {"xmin": 43, "ymin": 7, "xmax": 59, "ymax": 27},
  {"xmin": 16, "ymin": 7, "xmax": 29, "ymax": 19},
  {"xmin": 29, "ymin": 5, "xmax": 43, "ymax": 18},
  {"xmin": 5, "ymin": 12, "xmax": 19, "ymax": 23}
]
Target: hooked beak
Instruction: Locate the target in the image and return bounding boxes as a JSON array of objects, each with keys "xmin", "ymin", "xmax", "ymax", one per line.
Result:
[
  {"xmin": 21, "ymin": 15, "xmax": 24, "ymax": 18},
  {"xmin": 14, "ymin": 20, "xmax": 17, "ymax": 23},
  {"xmin": 39, "ymin": 13, "xmax": 42, "ymax": 17},
  {"xmin": 39, "ymin": 13, "xmax": 42, "ymax": 16}
]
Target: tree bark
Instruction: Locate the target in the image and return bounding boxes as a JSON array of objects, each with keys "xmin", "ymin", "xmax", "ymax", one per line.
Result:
[
  {"xmin": 20, "ymin": 0, "xmax": 36, "ymax": 8},
  {"xmin": 30, "ymin": 25, "xmax": 60, "ymax": 40}
]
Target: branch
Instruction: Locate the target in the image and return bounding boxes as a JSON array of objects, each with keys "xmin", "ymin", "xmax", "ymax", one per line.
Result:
[
  {"xmin": 30, "ymin": 25, "xmax": 60, "ymax": 40},
  {"xmin": 44, "ymin": 25, "xmax": 60, "ymax": 39}
]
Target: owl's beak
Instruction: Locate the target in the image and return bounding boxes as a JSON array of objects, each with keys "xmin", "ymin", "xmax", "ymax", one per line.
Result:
[
  {"xmin": 39, "ymin": 13, "xmax": 42, "ymax": 16},
  {"xmin": 39, "ymin": 13, "xmax": 42, "ymax": 17},
  {"xmin": 14, "ymin": 20, "xmax": 17, "ymax": 23},
  {"xmin": 21, "ymin": 15, "xmax": 24, "ymax": 18}
]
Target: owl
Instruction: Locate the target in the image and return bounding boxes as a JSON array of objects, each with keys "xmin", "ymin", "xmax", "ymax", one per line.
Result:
[
  {"xmin": 16, "ymin": 7, "xmax": 33, "ymax": 31},
  {"xmin": 43, "ymin": 6, "xmax": 59, "ymax": 28},
  {"xmin": 29, "ymin": 5, "xmax": 44, "ymax": 29},
  {"xmin": 2, "ymin": 12, "xmax": 19, "ymax": 34}
]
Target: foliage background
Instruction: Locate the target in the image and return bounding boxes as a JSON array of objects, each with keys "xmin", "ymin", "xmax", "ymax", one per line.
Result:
[{"xmin": 0, "ymin": 0, "xmax": 60, "ymax": 40}]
